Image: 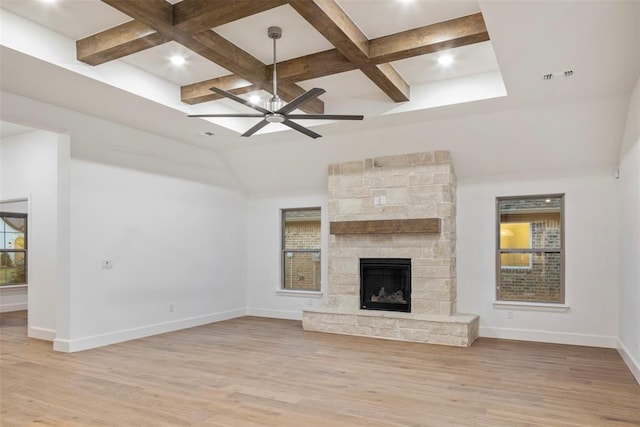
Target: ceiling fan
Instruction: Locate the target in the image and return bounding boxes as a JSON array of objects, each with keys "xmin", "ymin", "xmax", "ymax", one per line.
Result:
[{"xmin": 188, "ymin": 26, "xmax": 364, "ymax": 139}]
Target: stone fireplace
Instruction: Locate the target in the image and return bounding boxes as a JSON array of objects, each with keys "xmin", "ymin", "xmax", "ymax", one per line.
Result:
[{"xmin": 302, "ymin": 151, "xmax": 479, "ymax": 347}]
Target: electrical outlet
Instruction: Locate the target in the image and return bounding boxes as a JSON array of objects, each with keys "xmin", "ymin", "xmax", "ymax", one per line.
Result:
[
  {"xmin": 374, "ymin": 196, "xmax": 387, "ymax": 205},
  {"xmin": 101, "ymin": 259, "xmax": 113, "ymax": 269},
  {"xmin": 507, "ymin": 311, "xmax": 514, "ymax": 320}
]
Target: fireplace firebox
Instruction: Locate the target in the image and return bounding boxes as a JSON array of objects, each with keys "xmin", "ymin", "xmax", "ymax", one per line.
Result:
[{"xmin": 360, "ymin": 258, "xmax": 411, "ymax": 313}]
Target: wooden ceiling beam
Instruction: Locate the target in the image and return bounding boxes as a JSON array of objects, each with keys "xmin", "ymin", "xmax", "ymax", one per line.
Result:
[
  {"xmin": 181, "ymin": 76, "xmax": 254, "ymax": 105},
  {"xmin": 99, "ymin": 0, "xmax": 323, "ymax": 114},
  {"xmin": 288, "ymin": 0, "xmax": 410, "ymax": 102},
  {"xmin": 180, "ymin": 12, "xmax": 489, "ymax": 105},
  {"xmin": 76, "ymin": 20, "xmax": 171, "ymax": 66},
  {"xmin": 77, "ymin": 1, "xmax": 286, "ymax": 65},
  {"xmin": 173, "ymin": 0, "xmax": 287, "ymax": 33},
  {"xmin": 369, "ymin": 13, "xmax": 490, "ymax": 63},
  {"xmin": 180, "ymin": 49, "xmax": 353, "ymax": 105}
]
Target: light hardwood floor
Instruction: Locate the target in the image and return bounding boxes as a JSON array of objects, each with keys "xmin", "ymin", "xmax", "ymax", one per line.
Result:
[{"xmin": 1, "ymin": 311, "xmax": 638, "ymax": 426}]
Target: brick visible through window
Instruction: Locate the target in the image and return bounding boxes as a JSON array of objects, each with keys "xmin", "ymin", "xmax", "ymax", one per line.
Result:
[
  {"xmin": 282, "ymin": 208, "xmax": 321, "ymax": 291},
  {"xmin": 496, "ymin": 195, "xmax": 564, "ymax": 303}
]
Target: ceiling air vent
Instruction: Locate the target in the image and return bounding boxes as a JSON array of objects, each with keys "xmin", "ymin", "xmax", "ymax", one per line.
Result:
[{"xmin": 542, "ymin": 70, "xmax": 575, "ymax": 80}]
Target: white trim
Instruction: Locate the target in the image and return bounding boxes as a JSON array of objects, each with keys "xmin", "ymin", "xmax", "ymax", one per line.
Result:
[
  {"xmin": 493, "ymin": 301, "xmax": 570, "ymax": 312},
  {"xmin": 29, "ymin": 326, "xmax": 56, "ymax": 341},
  {"xmin": 617, "ymin": 339, "xmax": 640, "ymax": 385},
  {"xmin": 0, "ymin": 302, "xmax": 27, "ymax": 313},
  {"xmin": 246, "ymin": 307, "xmax": 302, "ymax": 321},
  {"xmin": 276, "ymin": 290, "xmax": 323, "ymax": 298},
  {"xmin": 52, "ymin": 308, "xmax": 246, "ymax": 353},
  {"xmin": 479, "ymin": 326, "xmax": 617, "ymax": 348}
]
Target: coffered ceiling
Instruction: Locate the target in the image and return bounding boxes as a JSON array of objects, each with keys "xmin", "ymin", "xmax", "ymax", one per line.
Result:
[{"xmin": 0, "ymin": 0, "xmax": 506, "ymax": 138}]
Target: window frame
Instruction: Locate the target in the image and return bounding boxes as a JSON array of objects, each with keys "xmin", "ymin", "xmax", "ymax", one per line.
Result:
[
  {"xmin": 280, "ymin": 207, "xmax": 322, "ymax": 292},
  {"xmin": 0, "ymin": 211, "xmax": 28, "ymax": 286},
  {"xmin": 495, "ymin": 194, "xmax": 565, "ymax": 304}
]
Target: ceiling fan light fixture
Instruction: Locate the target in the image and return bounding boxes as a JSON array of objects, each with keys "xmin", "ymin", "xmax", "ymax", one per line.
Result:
[{"xmin": 266, "ymin": 113, "xmax": 285, "ymax": 123}]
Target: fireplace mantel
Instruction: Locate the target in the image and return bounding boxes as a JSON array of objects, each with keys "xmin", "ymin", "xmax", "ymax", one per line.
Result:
[{"xmin": 330, "ymin": 218, "xmax": 441, "ymax": 235}]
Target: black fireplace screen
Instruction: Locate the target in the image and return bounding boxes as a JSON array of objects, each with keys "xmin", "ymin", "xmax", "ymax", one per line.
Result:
[{"xmin": 360, "ymin": 258, "xmax": 411, "ymax": 313}]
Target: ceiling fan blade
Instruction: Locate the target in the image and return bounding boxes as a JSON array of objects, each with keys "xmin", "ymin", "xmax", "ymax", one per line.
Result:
[
  {"xmin": 209, "ymin": 87, "xmax": 271, "ymax": 114},
  {"xmin": 283, "ymin": 119, "xmax": 322, "ymax": 139},
  {"xmin": 286, "ymin": 114, "xmax": 364, "ymax": 121},
  {"xmin": 188, "ymin": 114, "xmax": 265, "ymax": 118},
  {"xmin": 276, "ymin": 88, "xmax": 326, "ymax": 115},
  {"xmin": 241, "ymin": 119, "xmax": 269, "ymax": 137}
]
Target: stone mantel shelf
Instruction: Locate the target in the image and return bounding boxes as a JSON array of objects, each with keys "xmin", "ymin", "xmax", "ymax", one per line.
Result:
[{"xmin": 330, "ymin": 218, "xmax": 441, "ymax": 235}]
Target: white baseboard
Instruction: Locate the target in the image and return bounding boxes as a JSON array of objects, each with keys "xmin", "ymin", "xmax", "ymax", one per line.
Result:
[
  {"xmin": 29, "ymin": 326, "xmax": 56, "ymax": 341},
  {"xmin": 246, "ymin": 307, "xmax": 302, "ymax": 321},
  {"xmin": 0, "ymin": 302, "xmax": 28, "ymax": 313},
  {"xmin": 53, "ymin": 308, "xmax": 246, "ymax": 353},
  {"xmin": 479, "ymin": 326, "xmax": 617, "ymax": 348},
  {"xmin": 617, "ymin": 339, "xmax": 640, "ymax": 385}
]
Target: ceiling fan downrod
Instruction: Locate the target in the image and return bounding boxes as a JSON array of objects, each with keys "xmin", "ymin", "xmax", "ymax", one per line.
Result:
[{"xmin": 266, "ymin": 26, "xmax": 283, "ymax": 114}]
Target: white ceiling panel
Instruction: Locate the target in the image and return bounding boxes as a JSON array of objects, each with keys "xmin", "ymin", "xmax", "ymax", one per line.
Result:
[
  {"xmin": 0, "ymin": 0, "xmax": 129, "ymax": 39},
  {"xmin": 336, "ymin": 0, "xmax": 480, "ymax": 38},
  {"xmin": 214, "ymin": 4, "xmax": 335, "ymax": 64},
  {"xmin": 121, "ymin": 41, "xmax": 231, "ymax": 86}
]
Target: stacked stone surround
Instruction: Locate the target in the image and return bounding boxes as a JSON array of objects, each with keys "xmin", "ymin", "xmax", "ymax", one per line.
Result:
[{"xmin": 302, "ymin": 151, "xmax": 479, "ymax": 347}]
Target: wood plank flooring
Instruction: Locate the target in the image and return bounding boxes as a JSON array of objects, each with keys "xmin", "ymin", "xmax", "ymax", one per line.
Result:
[{"xmin": 1, "ymin": 311, "xmax": 638, "ymax": 426}]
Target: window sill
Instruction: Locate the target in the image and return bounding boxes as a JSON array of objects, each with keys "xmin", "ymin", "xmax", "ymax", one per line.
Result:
[
  {"xmin": 0, "ymin": 284, "xmax": 28, "ymax": 290},
  {"xmin": 276, "ymin": 290, "xmax": 323, "ymax": 298},
  {"xmin": 493, "ymin": 301, "xmax": 570, "ymax": 312}
]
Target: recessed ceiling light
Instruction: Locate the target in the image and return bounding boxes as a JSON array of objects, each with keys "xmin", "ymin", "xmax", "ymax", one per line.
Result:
[
  {"xmin": 248, "ymin": 95, "xmax": 261, "ymax": 104},
  {"xmin": 40, "ymin": 0, "xmax": 57, "ymax": 3},
  {"xmin": 545, "ymin": 199, "xmax": 551, "ymax": 203},
  {"xmin": 438, "ymin": 54, "xmax": 454, "ymax": 67},
  {"xmin": 169, "ymin": 55, "xmax": 186, "ymax": 66}
]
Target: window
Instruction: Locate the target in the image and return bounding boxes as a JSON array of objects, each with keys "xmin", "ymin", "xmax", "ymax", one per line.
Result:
[
  {"xmin": 496, "ymin": 195, "xmax": 564, "ymax": 303},
  {"xmin": 1, "ymin": 212, "xmax": 27, "ymax": 286},
  {"xmin": 282, "ymin": 208, "xmax": 321, "ymax": 291}
]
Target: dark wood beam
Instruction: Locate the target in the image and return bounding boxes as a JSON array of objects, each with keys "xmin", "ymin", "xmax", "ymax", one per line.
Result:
[
  {"xmin": 274, "ymin": 49, "xmax": 353, "ymax": 82},
  {"xmin": 76, "ymin": 20, "xmax": 171, "ymax": 66},
  {"xmin": 99, "ymin": 0, "xmax": 323, "ymax": 114},
  {"xmin": 181, "ymin": 75, "xmax": 254, "ymax": 105},
  {"xmin": 180, "ymin": 48, "xmax": 356, "ymax": 105},
  {"xmin": 77, "ymin": 1, "xmax": 286, "ymax": 65},
  {"xmin": 180, "ymin": 12, "xmax": 489, "ymax": 105},
  {"xmin": 369, "ymin": 13, "xmax": 490, "ymax": 63},
  {"xmin": 173, "ymin": 0, "xmax": 287, "ymax": 33},
  {"xmin": 288, "ymin": 0, "xmax": 410, "ymax": 102},
  {"xmin": 330, "ymin": 219, "xmax": 441, "ymax": 235}
]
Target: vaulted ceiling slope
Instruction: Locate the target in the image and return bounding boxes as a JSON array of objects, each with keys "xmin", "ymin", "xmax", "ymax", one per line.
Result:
[{"xmin": 0, "ymin": 1, "xmax": 639, "ymax": 193}]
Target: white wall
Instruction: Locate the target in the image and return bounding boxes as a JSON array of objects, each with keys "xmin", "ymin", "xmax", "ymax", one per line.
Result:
[
  {"xmin": 0, "ymin": 130, "xmax": 70, "ymax": 340},
  {"xmin": 245, "ymin": 193, "xmax": 328, "ymax": 320},
  {"xmin": 618, "ymin": 75, "xmax": 640, "ymax": 382},
  {"xmin": 457, "ymin": 169, "xmax": 620, "ymax": 348},
  {"xmin": 54, "ymin": 159, "xmax": 247, "ymax": 352}
]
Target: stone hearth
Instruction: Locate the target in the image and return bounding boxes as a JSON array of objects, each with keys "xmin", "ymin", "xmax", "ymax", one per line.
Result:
[{"xmin": 302, "ymin": 151, "xmax": 479, "ymax": 347}]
